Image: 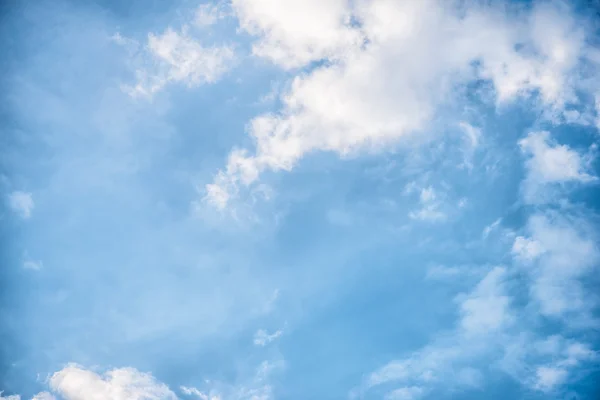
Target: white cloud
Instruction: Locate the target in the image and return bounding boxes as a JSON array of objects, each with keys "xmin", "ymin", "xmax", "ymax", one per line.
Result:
[
  {"xmin": 181, "ymin": 359, "xmax": 283, "ymax": 400},
  {"xmin": 458, "ymin": 122, "xmax": 481, "ymax": 170},
  {"xmin": 533, "ymin": 367, "xmax": 567, "ymax": 392},
  {"xmin": 0, "ymin": 393, "xmax": 21, "ymax": 400},
  {"xmin": 511, "ymin": 236, "xmax": 545, "ymax": 261},
  {"xmin": 120, "ymin": 14, "xmax": 235, "ymax": 98},
  {"xmin": 253, "ymin": 328, "xmax": 283, "ymax": 346},
  {"xmin": 5, "ymin": 359, "xmax": 286, "ymax": 400},
  {"xmin": 7, "ymin": 191, "xmax": 34, "ymax": 219},
  {"xmin": 458, "ymin": 267, "xmax": 512, "ymax": 336},
  {"xmin": 231, "ymin": 0, "xmax": 362, "ymax": 69},
  {"xmin": 206, "ymin": 0, "xmax": 594, "ymax": 208},
  {"xmin": 195, "ymin": 3, "xmax": 229, "ymax": 27},
  {"xmin": 31, "ymin": 393, "xmax": 56, "ymax": 400},
  {"xmin": 500, "ymin": 334, "xmax": 597, "ymax": 393},
  {"xmin": 362, "ymin": 267, "xmax": 509, "ymax": 398},
  {"xmin": 519, "ymin": 131, "xmax": 596, "ymax": 202},
  {"xmin": 47, "ymin": 364, "xmax": 177, "ymax": 400},
  {"xmin": 384, "ymin": 386, "xmax": 423, "ymax": 400},
  {"xmin": 408, "ymin": 186, "xmax": 446, "ymax": 222},
  {"xmin": 180, "ymin": 386, "xmax": 220, "ymax": 400},
  {"xmin": 511, "ymin": 213, "xmax": 598, "ymax": 319},
  {"xmin": 482, "ymin": 218, "xmax": 502, "ymax": 239}
]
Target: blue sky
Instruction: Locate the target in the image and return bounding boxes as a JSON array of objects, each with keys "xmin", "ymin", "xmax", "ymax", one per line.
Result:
[{"xmin": 1, "ymin": 0, "xmax": 600, "ymax": 399}]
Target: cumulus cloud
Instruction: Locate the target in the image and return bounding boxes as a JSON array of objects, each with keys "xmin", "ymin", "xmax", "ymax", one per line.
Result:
[
  {"xmin": 518, "ymin": 131, "xmax": 596, "ymax": 202},
  {"xmin": 17, "ymin": 359, "xmax": 282, "ymax": 400},
  {"xmin": 205, "ymin": 0, "xmax": 596, "ymax": 208},
  {"xmin": 231, "ymin": 0, "xmax": 362, "ymax": 69},
  {"xmin": 43, "ymin": 364, "xmax": 177, "ymax": 400},
  {"xmin": 7, "ymin": 191, "xmax": 34, "ymax": 219}
]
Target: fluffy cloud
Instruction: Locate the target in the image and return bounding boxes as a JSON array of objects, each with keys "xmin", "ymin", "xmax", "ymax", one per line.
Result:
[
  {"xmin": 118, "ymin": 7, "xmax": 235, "ymax": 98},
  {"xmin": 206, "ymin": 0, "xmax": 595, "ymax": 208},
  {"xmin": 511, "ymin": 213, "xmax": 598, "ymax": 319},
  {"xmin": 17, "ymin": 360, "xmax": 283, "ymax": 400},
  {"xmin": 7, "ymin": 191, "xmax": 34, "ymax": 219},
  {"xmin": 231, "ymin": 0, "xmax": 362, "ymax": 69},
  {"xmin": 43, "ymin": 364, "xmax": 177, "ymax": 400},
  {"xmin": 518, "ymin": 131, "xmax": 596, "ymax": 202}
]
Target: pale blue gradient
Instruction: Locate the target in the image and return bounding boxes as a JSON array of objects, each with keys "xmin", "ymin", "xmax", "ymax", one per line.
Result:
[{"xmin": 1, "ymin": 1, "xmax": 600, "ymax": 400}]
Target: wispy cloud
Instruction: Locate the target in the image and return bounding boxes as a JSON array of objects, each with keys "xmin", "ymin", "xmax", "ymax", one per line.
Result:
[
  {"xmin": 408, "ymin": 186, "xmax": 446, "ymax": 222},
  {"xmin": 181, "ymin": 359, "xmax": 284, "ymax": 400},
  {"xmin": 7, "ymin": 191, "xmax": 34, "ymax": 219},
  {"xmin": 361, "ymin": 267, "xmax": 511, "ymax": 399},
  {"xmin": 511, "ymin": 212, "xmax": 598, "ymax": 320},
  {"xmin": 22, "ymin": 258, "xmax": 43, "ymax": 271},
  {"xmin": 482, "ymin": 218, "xmax": 502, "ymax": 239},
  {"xmin": 253, "ymin": 328, "xmax": 283, "ymax": 347},
  {"xmin": 116, "ymin": 4, "xmax": 236, "ymax": 98}
]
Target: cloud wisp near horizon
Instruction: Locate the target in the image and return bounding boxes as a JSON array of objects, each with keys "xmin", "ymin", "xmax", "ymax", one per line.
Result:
[{"xmin": 1, "ymin": 0, "xmax": 600, "ymax": 399}]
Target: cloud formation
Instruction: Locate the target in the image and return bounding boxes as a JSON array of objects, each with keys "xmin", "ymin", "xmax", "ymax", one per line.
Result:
[
  {"xmin": 7, "ymin": 191, "xmax": 34, "ymax": 219},
  {"xmin": 116, "ymin": 6, "xmax": 236, "ymax": 98},
  {"xmin": 512, "ymin": 212, "xmax": 599, "ymax": 320},
  {"xmin": 519, "ymin": 131, "xmax": 596, "ymax": 202},
  {"xmin": 42, "ymin": 364, "xmax": 177, "ymax": 400},
  {"xmin": 362, "ymin": 267, "xmax": 511, "ymax": 399},
  {"xmin": 206, "ymin": 0, "xmax": 596, "ymax": 209}
]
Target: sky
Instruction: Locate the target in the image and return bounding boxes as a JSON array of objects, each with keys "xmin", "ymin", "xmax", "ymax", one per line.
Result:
[{"xmin": 1, "ymin": 0, "xmax": 600, "ymax": 399}]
